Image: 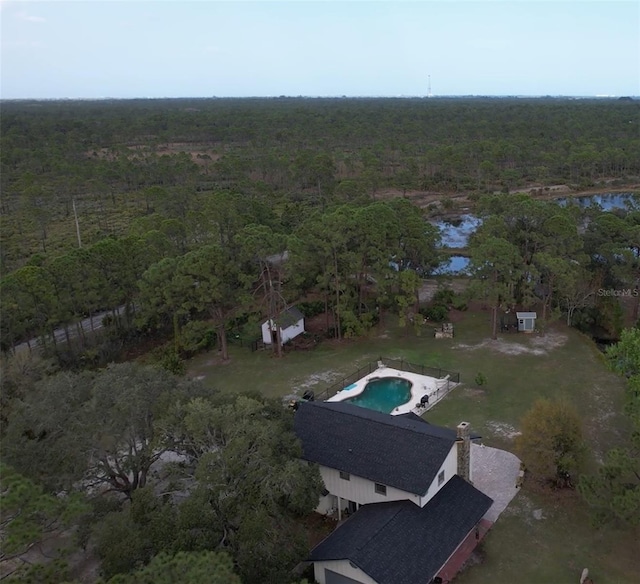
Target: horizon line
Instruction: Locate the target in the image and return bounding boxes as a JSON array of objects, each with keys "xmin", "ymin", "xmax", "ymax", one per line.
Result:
[{"xmin": 2, "ymin": 94, "xmax": 638, "ymax": 102}]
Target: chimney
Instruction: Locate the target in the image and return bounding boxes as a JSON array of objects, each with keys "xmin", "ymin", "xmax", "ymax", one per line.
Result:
[{"xmin": 456, "ymin": 422, "xmax": 471, "ymax": 483}]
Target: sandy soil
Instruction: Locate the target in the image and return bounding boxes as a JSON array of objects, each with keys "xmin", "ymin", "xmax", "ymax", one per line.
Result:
[{"xmin": 454, "ymin": 332, "xmax": 568, "ymax": 356}]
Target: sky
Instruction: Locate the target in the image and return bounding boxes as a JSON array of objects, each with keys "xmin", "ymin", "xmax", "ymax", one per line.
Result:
[{"xmin": 1, "ymin": 0, "xmax": 639, "ymax": 99}]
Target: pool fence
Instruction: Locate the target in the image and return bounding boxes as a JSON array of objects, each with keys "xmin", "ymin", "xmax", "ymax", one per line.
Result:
[{"xmin": 314, "ymin": 357, "xmax": 460, "ymax": 402}]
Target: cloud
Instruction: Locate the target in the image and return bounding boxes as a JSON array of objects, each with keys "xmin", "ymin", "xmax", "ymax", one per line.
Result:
[{"xmin": 15, "ymin": 10, "xmax": 45, "ymax": 23}]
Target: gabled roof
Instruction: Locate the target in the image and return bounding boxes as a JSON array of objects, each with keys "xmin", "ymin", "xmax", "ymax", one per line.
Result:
[
  {"xmin": 294, "ymin": 401, "xmax": 457, "ymax": 495},
  {"xmin": 309, "ymin": 475, "xmax": 493, "ymax": 584},
  {"xmin": 279, "ymin": 306, "xmax": 304, "ymax": 328},
  {"xmin": 265, "ymin": 306, "xmax": 304, "ymax": 328}
]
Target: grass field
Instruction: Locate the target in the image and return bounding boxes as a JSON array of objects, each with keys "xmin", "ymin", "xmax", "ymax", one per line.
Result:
[{"xmin": 187, "ymin": 309, "xmax": 639, "ymax": 584}]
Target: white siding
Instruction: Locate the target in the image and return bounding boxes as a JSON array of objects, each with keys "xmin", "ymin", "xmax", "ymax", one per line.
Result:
[
  {"xmin": 314, "ymin": 560, "xmax": 378, "ymax": 584},
  {"xmin": 262, "ymin": 318, "xmax": 304, "ymax": 344},
  {"xmin": 419, "ymin": 446, "xmax": 458, "ymax": 506},
  {"xmin": 261, "ymin": 320, "xmax": 272, "ymax": 344},
  {"xmin": 316, "ymin": 493, "xmax": 337, "ymax": 515},
  {"xmin": 319, "ymin": 465, "xmax": 421, "ymax": 507},
  {"xmin": 281, "ymin": 318, "xmax": 304, "ymax": 343}
]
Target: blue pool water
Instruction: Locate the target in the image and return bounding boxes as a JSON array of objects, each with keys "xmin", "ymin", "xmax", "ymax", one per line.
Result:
[{"xmin": 346, "ymin": 377, "xmax": 413, "ymax": 413}]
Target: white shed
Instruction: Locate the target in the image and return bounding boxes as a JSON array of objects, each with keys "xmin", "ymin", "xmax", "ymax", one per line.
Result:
[
  {"xmin": 261, "ymin": 306, "xmax": 305, "ymax": 346},
  {"xmin": 516, "ymin": 312, "xmax": 537, "ymax": 333}
]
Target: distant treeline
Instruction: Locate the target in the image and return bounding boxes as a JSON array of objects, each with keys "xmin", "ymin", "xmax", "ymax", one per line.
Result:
[{"xmin": 1, "ymin": 97, "xmax": 639, "ymax": 271}]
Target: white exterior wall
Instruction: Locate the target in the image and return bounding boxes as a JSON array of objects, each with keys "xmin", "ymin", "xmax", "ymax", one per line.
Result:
[
  {"xmin": 319, "ymin": 465, "xmax": 421, "ymax": 507},
  {"xmin": 281, "ymin": 318, "xmax": 304, "ymax": 343},
  {"xmin": 419, "ymin": 446, "xmax": 458, "ymax": 506},
  {"xmin": 316, "ymin": 493, "xmax": 336, "ymax": 515},
  {"xmin": 314, "ymin": 560, "xmax": 378, "ymax": 584},
  {"xmin": 261, "ymin": 318, "xmax": 304, "ymax": 344},
  {"xmin": 261, "ymin": 320, "xmax": 272, "ymax": 344}
]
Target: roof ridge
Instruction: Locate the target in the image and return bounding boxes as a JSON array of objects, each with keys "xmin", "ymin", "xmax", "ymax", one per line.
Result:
[
  {"xmin": 354, "ymin": 502, "xmax": 408, "ymax": 552},
  {"xmin": 318, "ymin": 402, "xmax": 456, "ymax": 441}
]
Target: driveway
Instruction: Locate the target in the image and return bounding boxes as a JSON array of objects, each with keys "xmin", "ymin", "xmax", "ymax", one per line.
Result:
[{"xmin": 471, "ymin": 443, "xmax": 522, "ymax": 522}]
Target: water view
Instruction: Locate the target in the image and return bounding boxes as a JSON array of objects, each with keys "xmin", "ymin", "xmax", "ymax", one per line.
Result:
[
  {"xmin": 431, "ymin": 214, "xmax": 482, "ymax": 248},
  {"xmin": 556, "ymin": 192, "xmax": 637, "ymax": 210},
  {"xmin": 432, "ymin": 193, "xmax": 636, "ymax": 251},
  {"xmin": 434, "ymin": 255, "xmax": 470, "ymax": 275}
]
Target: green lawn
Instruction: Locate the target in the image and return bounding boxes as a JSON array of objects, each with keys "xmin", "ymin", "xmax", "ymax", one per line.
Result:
[{"xmin": 186, "ymin": 310, "xmax": 639, "ymax": 584}]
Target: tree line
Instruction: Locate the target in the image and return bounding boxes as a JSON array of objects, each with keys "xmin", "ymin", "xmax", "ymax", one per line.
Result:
[
  {"xmin": 468, "ymin": 193, "xmax": 640, "ymax": 339},
  {"xmin": 2, "ymin": 189, "xmax": 638, "ymax": 373},
  {"xmin": 2, "ymin": 98, "xmax": 638, "ymax": 272}
]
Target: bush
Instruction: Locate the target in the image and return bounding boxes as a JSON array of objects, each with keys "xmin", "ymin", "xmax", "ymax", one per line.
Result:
[
  {"xmin": 452, "ymin": 296, "xmax": 468, "ymax": 311},
  {"xmin": 515, "ymin": 399, "xmax": 585, "ymax": 487},
  {"xmin": 180, "ymin": 321, "xmax": 216, "ymax": 357},
  {"xmin": 420, "ymin": 303, "xmax": 449, "ymax": 322},
  {"xmin": 433, "ymin": 288, "xmax": 455, "ymax": 305},
  {"xmin": 150, "ymin": 344, "xmax": 185, "ymax": 376},
  {"xmin": 297, "ymin": 301, "xmax": 325, "ymax": 318}
]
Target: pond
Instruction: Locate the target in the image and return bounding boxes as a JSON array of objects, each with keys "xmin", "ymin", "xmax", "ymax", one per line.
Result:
[
  {"xmin": 430, "ymin": 214, "xmax": 482, "ymax": 248},
  {"xmin": 430, "ymin": 192, "xmax": 637, "ymax": 251},
  {"xmin": 556, "ymin": 192, "xmax": 638, "ymax": 210},
  {"xmin": 434, "ymin": 255, "xmax": 470, "ymax": 275}
]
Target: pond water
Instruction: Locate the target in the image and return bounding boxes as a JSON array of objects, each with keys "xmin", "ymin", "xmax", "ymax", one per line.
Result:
[
  {"xmin": 430, "ymin": 193, "xmax": 637, "ymax": 253},
  {"xmin": 431, "ymin": 214, "xmax": 482, "ymax": 248},
  {"xmin": 556, "ymin": 192, "xmax": 637, "ymax": 210},
  {"xmin": 434, "ymin": 255, "xmax": 470, "ymax": 275}
]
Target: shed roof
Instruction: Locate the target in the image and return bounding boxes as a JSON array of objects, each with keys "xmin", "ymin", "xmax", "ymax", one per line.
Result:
[
  {"xmin": 309, "ymin": 475, "xmax": 493, "ymax": 584},
  {"xmin": 264, "ymin": 306, "xmax": 304, "ymax": 329},
  {"xmin": 294, "ymin": 401, "xmax": 457, "ymax": 495},
  {"xmin": 516, "ymin": 312, "xmax": 537, "ymax": 319},
  {"xmin": 278, "ymin": 306, "xmax": 304, "ymax": 328}
]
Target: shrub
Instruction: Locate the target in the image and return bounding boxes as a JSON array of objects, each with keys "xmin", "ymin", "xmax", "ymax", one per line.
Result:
[
  {"xmin": 180, "ymin": 321, "xmax": 216, "ymax": 357},
  {"xmin": 433, "ymin": 288, "xmax": 455, "ymax": 305},
  {"xmin": 421, "ymin": 303, "xmax": 449, "ymax": 322},
  {"xmin": 297, "ymin": 301, "xmax": 325, "ymax": 318},
  {"xmin": 474, "ymin": 372, "xmax": 487, "ymax": 387}
]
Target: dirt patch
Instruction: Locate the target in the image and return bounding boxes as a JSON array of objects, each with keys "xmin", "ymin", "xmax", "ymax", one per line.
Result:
[
  {"xmin": 282, "ymin": 369, "xmax": 344, "ymax": 403},
  {"xmin": 486, "ymin": 421, "xmax": 522, "ymax": 440},
  {"xmin": 304, "ymin": 311, "xmax": 334, "ymax": 335},
  {"xmin": 461, "ymin": 387, "xmax": 486, "ymax": 398},
  {"xmin": 454, "ymin": 332, "xmax": 568, "ymax": 356},
  {"xmin": 418, "ymin": 278, "xmax": 470, "ymax": 303}
]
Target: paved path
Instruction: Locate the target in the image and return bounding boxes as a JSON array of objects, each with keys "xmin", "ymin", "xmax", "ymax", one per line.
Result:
[
  {"xmin": 14, "ymin": 305, "xmax": 126, "ymax": 354},
  {"xmin": 471, "ymin": 443, "xmax": 522, "ymax": 522}
]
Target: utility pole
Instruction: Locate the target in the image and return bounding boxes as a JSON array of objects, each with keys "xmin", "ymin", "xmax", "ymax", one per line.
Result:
[{"xmin": 72, "ymin": 197, "xmax": 82, "ymax": 248}]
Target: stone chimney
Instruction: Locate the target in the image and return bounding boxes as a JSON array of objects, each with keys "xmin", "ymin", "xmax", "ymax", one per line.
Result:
[{"xmin": 456, "ymin": 421, "xmax": 471, "ymax": 483}]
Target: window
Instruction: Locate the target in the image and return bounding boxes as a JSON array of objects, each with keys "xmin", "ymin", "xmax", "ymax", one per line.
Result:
[
  {"xmin": 374, "ymin": 483, "xmax": 387, "ymax": 495},
  {"xmin": 438, "ymin": 470, "xmax": 445, "ymax": 486},
  {"xmin": 339, "ymin": 471, "xmax": 350, "ymax": 481}
]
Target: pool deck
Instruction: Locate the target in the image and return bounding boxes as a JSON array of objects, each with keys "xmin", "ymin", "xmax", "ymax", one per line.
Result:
[{"xmin": 326, "ymin": 365, "xmax": 459, "ymax": 415}]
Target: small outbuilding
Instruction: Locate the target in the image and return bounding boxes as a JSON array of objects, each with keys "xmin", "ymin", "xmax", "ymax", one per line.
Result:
[
  {"xmin": 516, "ymin": 312, "xmax": 537, "ymax": 333},
  {"xmin": 261, "ymin": 306, "xmax": 305, "ymax": 346}
]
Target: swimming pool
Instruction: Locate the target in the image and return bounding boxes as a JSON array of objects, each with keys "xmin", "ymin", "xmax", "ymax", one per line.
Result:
[{"xmin": 345, "ymin": 377, "xmax": 413, "ymax": 413}]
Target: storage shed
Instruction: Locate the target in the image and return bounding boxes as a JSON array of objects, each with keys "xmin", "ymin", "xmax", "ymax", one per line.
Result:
[
  {"xmin": 516, "ymin": 312, "xmax": 537, "ymax": 333},
  {"xmin": 261, "ymin": 306, "xmax": 305, "ymax": 346}
]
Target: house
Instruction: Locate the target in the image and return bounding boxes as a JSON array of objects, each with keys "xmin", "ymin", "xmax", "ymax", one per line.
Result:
[
  {"xmin": 261, "ymin": 306, "xmax": 305, "ymax": 346},
  {"xmin": 516, "ymin": 311, "xmax": 537, "ymax": 333},
  {"xmin": 294, "ymin": 401, "xmax": 493, "ymax": 584}
]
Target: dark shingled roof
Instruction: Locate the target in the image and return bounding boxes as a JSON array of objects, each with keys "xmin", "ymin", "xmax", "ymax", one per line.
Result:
[
  {"xmin": 276, "ymin": 306, "xmax": 304, "ymax": 328},
  {"xmin": 309, "ymin": 475, "xmax": 493, "ymax": 584},
  {"xmin": 294, "ymin": 401, "xmax": 457, "ymax": 495}
]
